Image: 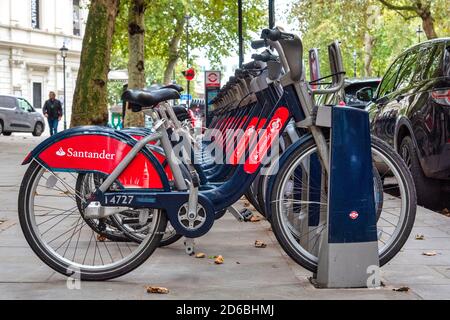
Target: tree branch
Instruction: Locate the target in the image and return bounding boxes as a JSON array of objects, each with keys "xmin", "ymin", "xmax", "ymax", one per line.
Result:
[{"xmin": 377, "ymin": 0, "xmax": 416, "ymax": 11}]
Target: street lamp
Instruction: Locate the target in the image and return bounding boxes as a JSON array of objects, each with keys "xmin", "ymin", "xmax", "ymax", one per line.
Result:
[
  {"xmin": 59, "ymin": 43, "xmax": 68, "ymax": 130},
  {"xmin": 416, "ymin": 25, "xmax": 423, "ymax": 43},
  {"xmin": 353, "ymin": 50, "xmax": 357, "ymax": 78}
]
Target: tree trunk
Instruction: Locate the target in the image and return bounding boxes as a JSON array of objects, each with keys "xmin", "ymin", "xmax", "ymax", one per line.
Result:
[
  {"xmin": 71, "ymin": 0, "xmax": 120, "ymax": 127},
  {"xmin": 363, "ymin": 31, "xmax": 375, "ymax": 77},
  {"xmin": 419, "ymin": 9, "xmax": 438, "ymax": 39},
  {"xmin": 163, "ymin": 17, "xmax": 185, "ymax": 85},
  {"xmin": 124, "ymin": 0, "xmax": 147, "ymax": 127}
]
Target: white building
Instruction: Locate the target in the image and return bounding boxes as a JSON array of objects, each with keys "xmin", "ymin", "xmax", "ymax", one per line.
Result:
[{"xmin": 0, "ymin": 0, "xmax": 88, "ymax": 128}]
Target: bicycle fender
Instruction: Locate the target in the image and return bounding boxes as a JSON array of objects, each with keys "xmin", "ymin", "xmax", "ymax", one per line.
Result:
[
  {"xmin": 22, "ymin": 126, "xmax": 170, "ymax": 191},
  {"xmin": 264, "ymin": 133, "xmax": 314, "ymax": 217}
]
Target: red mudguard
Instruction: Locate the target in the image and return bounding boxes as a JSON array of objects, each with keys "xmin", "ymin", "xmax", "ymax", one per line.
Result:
[{"xmin": 22, "ymin": 127, "xmax": 170, "ymax": 190}]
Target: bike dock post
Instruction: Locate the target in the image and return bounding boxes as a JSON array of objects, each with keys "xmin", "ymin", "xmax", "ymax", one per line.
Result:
[{"xmin": 314, "ymin": 105, "xmax": 380, "ymax": 288}]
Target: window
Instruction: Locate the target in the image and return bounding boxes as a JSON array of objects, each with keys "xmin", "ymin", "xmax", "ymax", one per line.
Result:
[
  {"xmin": 18, "ymin": 99, "xmax": 34, "ymax": 112},
  {"xmin": 31, "ymin": 0, "xmax": 40, "ymax": 29},
  {"xmin": 73, "ymin": 0, "xmax": 81, "ymax": 36},
  {"xmin": 0, "ymin": 96, "xmax": 17, "ymax": 109},
  {"xmin": 418, "ymin": 43, "xmax": 445, "ymax": 80},
  {"xmin": 33, "ymin": 83, "xmax": 42, "ymax": 109},
  {"xmin": 444, "ymin": 43, "xmax": 450, "ymax": 77},
  {"xmin": 377, "ymin": 55, "xmax": 406, "ymax": 98},
  {"xmin": 395, "ymin": 49, "xmax": 420, "ymax": 90}
]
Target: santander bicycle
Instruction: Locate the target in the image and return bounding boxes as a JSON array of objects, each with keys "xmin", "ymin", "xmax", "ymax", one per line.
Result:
[{"xmin": 18, "ymin": 28, "xmax": 416, "ymax": 280}]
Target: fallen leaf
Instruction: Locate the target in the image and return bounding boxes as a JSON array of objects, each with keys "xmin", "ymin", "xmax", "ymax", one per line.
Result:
[
  {"xmin": 422, "ymin": 251, "xmax": 437, "ymax": 256},
  {"xmin": 195, "ymin": 252, "xmax": 206, "ymax": 258},
  {"xmin": 442, "ymin": 208, "xmax": 450, "ymax": 217},
  {"xmin": 250, "ymin": 215, "xmax": 261, "ymax": 222},
  {"xmin": 208, "ymin": 255, "xmax": 216, "ymax": 259},
  {"xmin": 393, "ymin": 286, "xmax": 409, "ymax": 292},
  {"xmin": 236, "ymin": 261, "xmax": 241, "ymax": 264},
  {"xmin": 415, "ymin": 234, "xmax": 425, "ymax": 240},
  {"xmin": 146, "ymin": 286, "xmax": 169, "ymax": 294},
  {"xmin": 255, "ymin": 240, "xmax": 267, "ymax": 248},
  {"xmin": 97, "ymin": 234, "xmax": 107, "ymax": 242},
  {"xmin": 214, "ymin": 255, "xmax": 224, "ymax": 264}
]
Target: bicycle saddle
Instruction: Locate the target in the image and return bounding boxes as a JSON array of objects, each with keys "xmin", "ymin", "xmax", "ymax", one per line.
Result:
[
  {"xmin": 173, "ymin": 106, "xmax": 189, "ymax": 121},
  {"xmin": 161, "ymin": 84, "xmax": 184, "ymax": 92},
  {"xmin": 122, "ymin": 88, "xmax": 180, "ymax": 110}
]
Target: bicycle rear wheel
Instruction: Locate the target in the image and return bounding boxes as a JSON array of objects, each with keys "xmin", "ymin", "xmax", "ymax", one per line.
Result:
[
  {"xmin": 18, "ymin": 160, "xmax": 167, "ymax": 281},
  {"xmin": 270, "ymin": 137, "xmax": 416, "ymax": 272}
]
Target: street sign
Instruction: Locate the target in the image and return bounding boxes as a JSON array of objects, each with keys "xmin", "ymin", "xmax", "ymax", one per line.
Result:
[
  {"xmin": 204, "ymin": 70, "xmax": 221, "ymax": 126},
  {"xmin": 182, "ymin": 68, "xmax": 196, "ymax": 81},
  {"xmin": 205, "ymin": 71, "xmax": 221, "ymax": 87},
  {"xmin": 180, "ymin": 94, "xmax": 192, "ymax": 101}
]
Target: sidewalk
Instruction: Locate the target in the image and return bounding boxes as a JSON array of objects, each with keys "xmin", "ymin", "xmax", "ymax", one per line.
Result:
[{"xmin": 0, "ymin": 134, "xmax": 449, "ymax": 299}]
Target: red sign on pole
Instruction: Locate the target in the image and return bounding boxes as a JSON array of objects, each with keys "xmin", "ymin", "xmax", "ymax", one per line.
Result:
[{"xmin": 182, "ymin": 68, "xmax": 196, "ymax": 81}]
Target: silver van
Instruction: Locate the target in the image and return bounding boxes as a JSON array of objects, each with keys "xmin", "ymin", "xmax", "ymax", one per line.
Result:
[{"xmin": 0, "ymin": 95, "xmax": 45, "ymax": 136}]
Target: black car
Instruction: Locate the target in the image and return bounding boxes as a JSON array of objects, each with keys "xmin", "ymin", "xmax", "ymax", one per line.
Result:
[
  {"xmin": 317, "ymin": 78, "xmax": 381, "ymax": 108},
  {"xmin": 358, "ymin": 38, "xmax": 450, "ymax": 208}
]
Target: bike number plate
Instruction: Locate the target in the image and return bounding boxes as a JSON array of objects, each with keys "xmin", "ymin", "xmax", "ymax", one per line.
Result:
[{"xmin": 104, "ymin": 195, "xmax": 134, "ymax": 205}]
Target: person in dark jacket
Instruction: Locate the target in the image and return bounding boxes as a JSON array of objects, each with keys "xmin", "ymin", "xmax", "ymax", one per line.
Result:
[{"xmin": 42, "ymin": 91, "xmax": 63, "ymax": 136}]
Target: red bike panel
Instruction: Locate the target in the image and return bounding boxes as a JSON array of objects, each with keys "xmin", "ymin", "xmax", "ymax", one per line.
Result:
[
  {"xmin": 132, "ymin": 134, "xmax": 174, "ymax": 181},
  {"xmin": 38, "ymin": 135, "xmax": 164, "ymax": 189},
  {"xmin": 244, "ymin": 107, "xmax": 290, "ymax": 174}
]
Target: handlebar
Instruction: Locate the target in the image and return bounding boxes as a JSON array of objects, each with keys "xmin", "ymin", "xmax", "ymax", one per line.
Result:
[
  {"xmin": 260, "ymin": 28, "xmax": 294, "ymax": 41},
  {"xmin": 242, "ymin": 60, "xmax": 264, "ymax": 70},
  {"xmin": 251, "ymin": 39, "xmax": 267, "ymax": 50},
  {"xmin": 251, "ymin": 50, "xmax": 278, "ymax": 63}
]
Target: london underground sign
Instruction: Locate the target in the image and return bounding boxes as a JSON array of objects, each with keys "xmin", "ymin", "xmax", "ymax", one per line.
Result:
[
  {"xmin": 204, "ymin": 70, "xmax": 221, "ymax": 126},
  {"xmin": 205, "ymin": 71, "xmax": 220, "ymax": 88}
]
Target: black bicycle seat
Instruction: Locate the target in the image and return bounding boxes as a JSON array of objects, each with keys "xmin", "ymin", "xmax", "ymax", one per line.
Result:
[
  {"xmin": 122, "ymin": 88, "xmax": 180, "ymax": 110},
  {"xmin": 173, "ymin": 106, "xmax": 189, "ymax": 121},
  {"xmin": 161, "ymin": 83, "xmax": 184, "ymax": 92}
]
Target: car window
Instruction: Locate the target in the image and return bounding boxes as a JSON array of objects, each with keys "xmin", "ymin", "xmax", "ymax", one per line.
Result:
[
  {"xmin": 444, "ymin": 42, "xmax": 450, "ymax": 77},
  {"xmin": 415, "ymin": 43, "xmax": 444, "ymax": 81},
  {"xmin": 18, "ymin": 99, "xmax": 33, "ymax": 112},
  {"xmin": 0, "ymin": 96, "xmax": 17, "ymax": 109},
  {"xmin": 395, "ymin": 49, "xmax": 420, "ymax": 90},
  {"xmin": 377, "ymin": 55, "xmax": 406, "ymax": 98}
]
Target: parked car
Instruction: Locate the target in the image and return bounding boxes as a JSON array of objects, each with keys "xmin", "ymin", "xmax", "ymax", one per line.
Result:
[
  {"xmin": 358, "ymin": 38, "xmax": 450, "ymax": 208},
  {"xmin": 0, "ymin": 95, "xmax": 45, "ymax": 136},
  {"xmin": 316, "ymin": 78, "xmax": 381, "ymax": 108}
]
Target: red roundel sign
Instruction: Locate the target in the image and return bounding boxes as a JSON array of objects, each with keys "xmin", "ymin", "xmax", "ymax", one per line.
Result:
[{"xmin": 183, "ymin": 68, "xmax": 196, "ymax": 81}]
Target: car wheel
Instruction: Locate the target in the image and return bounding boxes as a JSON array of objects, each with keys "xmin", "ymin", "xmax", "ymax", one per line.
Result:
[
  {"xmin": 0, "ymin": 121, "xmax": 3, "ymax": 135},
  {"xmin": 400, "ymin": 136, "xmax": 441, "ymax": 209},
  {"xmin": 2, "ymin": 132, "xmax": 12, "ymax": 136},
  {"xmin": 32, "ymin": 122, "xmax": 43, "ymax": 137}
]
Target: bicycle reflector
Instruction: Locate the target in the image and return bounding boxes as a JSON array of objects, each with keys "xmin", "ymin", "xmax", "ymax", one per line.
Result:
[
  {"xmin": 431, "ymin": 89, "xmax": 450, "ymax": 106},
  {"xmin": 182, "ymin": 68, "xmax": 196, "ymax": 81}
]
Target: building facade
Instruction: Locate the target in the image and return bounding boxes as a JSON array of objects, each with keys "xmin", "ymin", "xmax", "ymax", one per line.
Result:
[{"xmin": 0, "ymin": 0, "xmax": 88, "ymax": 128}]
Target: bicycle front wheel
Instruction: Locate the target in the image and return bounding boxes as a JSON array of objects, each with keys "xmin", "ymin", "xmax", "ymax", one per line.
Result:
[
  {"xmin": 18, "ymin": 160, "xmax": 167, "ymax": 281},
  {"xmin": 270, "ymin": 136, "xmax": 416, "ymax": 272}
]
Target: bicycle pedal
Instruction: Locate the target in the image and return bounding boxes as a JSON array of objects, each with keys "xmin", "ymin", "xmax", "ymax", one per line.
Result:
[{"xmin": 240, "ymin": 209, "xmax": 254, "ymax": 222}]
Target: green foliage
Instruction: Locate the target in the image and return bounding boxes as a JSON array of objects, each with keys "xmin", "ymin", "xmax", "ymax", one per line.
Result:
[
  {"xmin": 110, "ymin": 0, "xmax": 267, "ymax": 83},
  {"xmin": 289, "ymin": 0, "xmax": 449, "ymax": 79}
]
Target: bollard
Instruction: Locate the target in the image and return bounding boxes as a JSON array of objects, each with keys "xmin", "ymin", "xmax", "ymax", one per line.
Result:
[{"xmin": 315, "ymin": 106, "xmax": 379, "ymax": 288}]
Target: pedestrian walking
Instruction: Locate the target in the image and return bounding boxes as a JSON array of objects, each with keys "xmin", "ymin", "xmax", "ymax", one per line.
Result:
[{"xmin": 42, "ymin": 91, "xmax": 63, "ymax": 136}]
